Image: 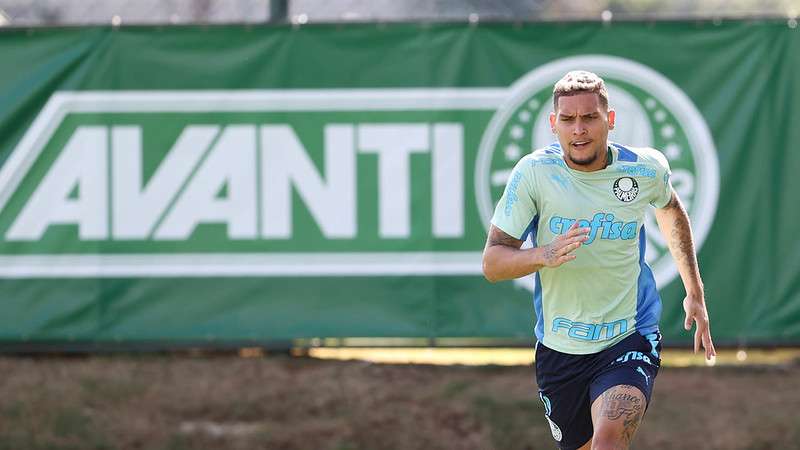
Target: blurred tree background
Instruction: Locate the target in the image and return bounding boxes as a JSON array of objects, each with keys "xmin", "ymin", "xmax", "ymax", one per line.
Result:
[{"xmin": 0, "ymin": 0, "xmax": 796, "ymax": 26}]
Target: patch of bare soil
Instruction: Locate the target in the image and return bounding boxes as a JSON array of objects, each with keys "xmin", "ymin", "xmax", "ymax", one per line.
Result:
[{"xmin": 0, "ymin": 355, "xmax": 797, "ymax": 450}]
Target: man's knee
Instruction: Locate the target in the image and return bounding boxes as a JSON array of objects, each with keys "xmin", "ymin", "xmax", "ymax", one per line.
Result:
[
  {"xmin": 590, "ymin": 443, "xmax": 616, "ymax": 450},
  {"xmin": 591, "ymin": 426, "xmax": 640, "ymax": 450},
  {"xmin": 591, "ymin": 430, "xmax": 629, "ymax": 450}
]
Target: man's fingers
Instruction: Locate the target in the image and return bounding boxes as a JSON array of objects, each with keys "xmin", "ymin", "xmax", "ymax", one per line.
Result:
[
  {"xmin": 688, "ymin": 313, "xmax": 716, "ymax": 359},
  {"xmin": 545, "ymin": 253, "xmax": 577, "ymax": 269},
  {"xmin": 554, "ymin": 235, "xmax": 587, "ymax": 251},
  {"xmin": 555, "ymin": 223, "xmax": 579, "ymax": 240},
  {"xmin": 558, "ymin": 254, "xmax": 577, "ymax": 264},
  {"xmin": 563, "ymin": 226, "xmax": 590, "ymax": 240},
  {"xmin": 693, "ymin": 327, "xmax": 701, "ymax": 354},
  {"xmin": 547, "ymin": 226, "xmax": 588, "ymax": 267},
  {"xmin": 683, "ymin": 298, "xmax": 714, "ymax": 358},
  {"xmin": 702, "ymin": 330, "xmax": 716, "ymax": 360},
  {"xmin": 557, "ymin": 241, "xmax": 582, "ymax": 256}
]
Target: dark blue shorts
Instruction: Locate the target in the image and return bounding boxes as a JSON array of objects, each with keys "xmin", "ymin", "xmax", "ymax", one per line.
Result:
[{"xmin": 535, "ymin": 331, "xmax": 662, "ymax": 450}]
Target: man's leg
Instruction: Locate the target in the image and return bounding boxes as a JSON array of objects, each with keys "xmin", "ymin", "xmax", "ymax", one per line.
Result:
[
  {"xmin": 589, "ymin": 384, "xmax": 646, "ymax": 450},
  {"xmin": 535, "ymin": 340, "xmax": 600, "ymax": 450}
]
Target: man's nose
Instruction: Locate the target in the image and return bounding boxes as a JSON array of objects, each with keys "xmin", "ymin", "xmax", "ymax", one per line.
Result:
[{"xmin": 572, "ymin": 120, "xmax": 587, "ymax": 135}]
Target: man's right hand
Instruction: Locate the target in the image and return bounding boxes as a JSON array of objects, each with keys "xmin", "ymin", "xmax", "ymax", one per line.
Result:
[
  {"xmin": 482, "ymin": 222, "xmax": 588, "ymax": 283},
  {"xmin": 538, "ymin": 222, "xmax": 589, "ymax": 268}
]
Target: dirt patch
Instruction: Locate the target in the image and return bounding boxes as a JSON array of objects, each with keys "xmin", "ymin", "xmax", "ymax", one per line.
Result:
[{"xmin": 0, "ymin": 355, "xmax": 798, "ymax": 450}]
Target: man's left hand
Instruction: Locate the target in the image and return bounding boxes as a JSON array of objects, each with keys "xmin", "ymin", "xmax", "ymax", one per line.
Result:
[{"xmin": 683, "ymin": 295, "xmax": 716, "ymax": 360}]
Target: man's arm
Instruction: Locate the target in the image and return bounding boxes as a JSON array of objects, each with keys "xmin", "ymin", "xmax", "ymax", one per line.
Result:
[
  {"xmin": 653, "ymin": 190, "xmax": 717, "ymax": 359},
  {"xmin": 482, "ymin": 222, "xmax": 588, "ymax": 283}
]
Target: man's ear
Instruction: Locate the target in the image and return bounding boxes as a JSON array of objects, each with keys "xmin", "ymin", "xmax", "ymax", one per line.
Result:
[
  {"xmin": 549, "ymin": 111, "xmax": 556, "ymax": 133},
  {"xmin": 607, "ymin": 109, "xmax": 616, "ymax": 130}
]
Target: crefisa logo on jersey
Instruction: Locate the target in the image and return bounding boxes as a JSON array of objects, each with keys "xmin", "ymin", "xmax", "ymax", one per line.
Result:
[
  {"xmin": 476, "ymin": 55, "xmax": 720, "ymax": 290},
  {"xmin": 613, "ymin": 176, "xmax": 639, "ymax": 202}
]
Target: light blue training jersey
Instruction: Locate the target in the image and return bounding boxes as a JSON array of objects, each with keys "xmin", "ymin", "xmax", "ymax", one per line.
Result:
[{"xmin": 491, "ymin": 142, "xmax": 672, "ymax": 355}]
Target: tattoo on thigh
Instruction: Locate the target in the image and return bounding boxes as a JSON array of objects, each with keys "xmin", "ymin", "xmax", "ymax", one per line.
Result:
[
  {"xmin": 600, "ymin": 387, "xmax": 643, "ymax": 421},
  {"xmin": 600, "ymin": 386, "xmax": 644, "ymax": 445},
  {"xmin": 622, "ymin": 409, "xmax": 643, "ymax": 445}
]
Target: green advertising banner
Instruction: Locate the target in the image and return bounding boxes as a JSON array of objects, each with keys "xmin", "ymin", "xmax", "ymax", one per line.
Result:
[{"xmin": 0, "ymin": 22, "xmax": 798, "ymax": 347}]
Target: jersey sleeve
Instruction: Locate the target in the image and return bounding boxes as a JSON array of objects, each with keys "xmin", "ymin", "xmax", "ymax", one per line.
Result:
[
  {"xmin": 490, "ymin": 156, "xmax": 538, "ymax": 239},
  {"xmin": 649, "ymin": 149, "xmax": 673, "ymax": 208}
]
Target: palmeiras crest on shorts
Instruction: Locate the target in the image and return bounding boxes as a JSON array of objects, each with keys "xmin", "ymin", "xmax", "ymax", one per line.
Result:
[
  {"xmin": 546, "ymin": 416, "xmax": 563, "ymax": 442},
  {"xmin": 613, "ymin": 176, "xmax": 639, "ymax": 202},
  {"xmin": 475, "ymin": 55, "xmax": 719, "ymax": 290},
  {"xmin": 539, "ymin": 393, "xmax": 562, "ymax": 442}
]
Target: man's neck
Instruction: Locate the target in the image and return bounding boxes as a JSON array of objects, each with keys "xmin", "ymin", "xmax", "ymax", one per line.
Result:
[{"xmin": 566, "ymin": 145, "xmax": 612, "ymax": 172}]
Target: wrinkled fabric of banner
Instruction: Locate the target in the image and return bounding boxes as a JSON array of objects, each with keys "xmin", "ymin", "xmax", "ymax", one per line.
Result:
[{"xmin": 0, "ymin": 22, "xmax": 797, "ymax": 346}]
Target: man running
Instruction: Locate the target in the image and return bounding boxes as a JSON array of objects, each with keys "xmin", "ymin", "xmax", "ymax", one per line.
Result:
[{"xmin": 482, "ymin": 70, "xmax": 715, "ymax": 450}]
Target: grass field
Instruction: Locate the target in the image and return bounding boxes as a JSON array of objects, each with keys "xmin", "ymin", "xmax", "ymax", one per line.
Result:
[{"xmin": 1, "ymin": 352, "xmax": 798, "ymax": 450}]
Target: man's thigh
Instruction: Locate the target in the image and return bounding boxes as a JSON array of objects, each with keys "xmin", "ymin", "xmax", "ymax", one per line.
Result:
[
  {"xmin": 587, "ymin": 332, "xmax": 661, "ymax": 448},
  {"xmin": 535, "ymin": 343, "xmax": 595, "ymax": 450},
  {"xmin": 590, "ymin": 384, "xmax": 647, "ymax": 449},
  {"xmin": 536, "ymin": 332, "xmax": 661, "ymax": 449}
]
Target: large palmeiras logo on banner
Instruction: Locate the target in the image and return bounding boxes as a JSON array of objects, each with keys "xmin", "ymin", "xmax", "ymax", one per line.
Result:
[{"xmin": 476, "ymin": 55, "xmax": 720, "ymax": 291}]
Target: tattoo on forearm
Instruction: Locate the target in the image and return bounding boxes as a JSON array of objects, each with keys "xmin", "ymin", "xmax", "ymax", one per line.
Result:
[
  {"xmin": 487, "ymin": 227, "xmax": 523, "ymax": 248},
  {"xmin": 671, "ymin": 219, "xmax": 696, "ymax": 265},
  {"xmin": 659, "ymin": 191, "xmax": 703, "ymax": 287},
  {"xmin": 668, "ymin": 201, "xmax": 700, "ymax": 281}
]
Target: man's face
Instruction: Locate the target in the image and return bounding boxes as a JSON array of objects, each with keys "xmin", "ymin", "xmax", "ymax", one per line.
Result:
[{"xmin": 549, "ymin": 92, "xmax": 615, "ymax": 171}]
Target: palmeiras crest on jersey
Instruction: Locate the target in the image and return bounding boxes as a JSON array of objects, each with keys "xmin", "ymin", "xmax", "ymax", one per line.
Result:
[
  {"xmin": 613, "ymin": 177, "xmax": 639, "ymax": 202},
  {"xmin": 475, "ymin": 55, "xmax": 719, "ymax": 290}
]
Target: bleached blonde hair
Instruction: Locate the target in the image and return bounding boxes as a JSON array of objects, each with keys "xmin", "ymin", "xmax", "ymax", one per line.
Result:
[{"xmin": 552, "ymin": 70, "xmax": 609, "ymax": 111}]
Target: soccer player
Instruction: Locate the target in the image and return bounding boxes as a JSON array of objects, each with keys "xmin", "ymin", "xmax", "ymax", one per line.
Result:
[{"xmin": 482, "ymin": 70, "xmax": 715, "ymax": 450}]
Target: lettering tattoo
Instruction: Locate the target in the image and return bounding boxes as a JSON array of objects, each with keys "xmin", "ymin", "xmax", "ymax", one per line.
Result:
[
  {"xmin": 600, "ymin": 389, "xmax": 642, "ymax": 421},
  {"xmin": 599, "ymin": 386, "xmax": 644, "ymax": 446}
]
